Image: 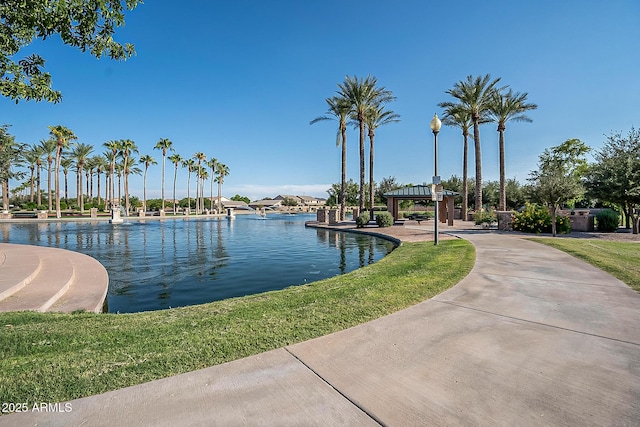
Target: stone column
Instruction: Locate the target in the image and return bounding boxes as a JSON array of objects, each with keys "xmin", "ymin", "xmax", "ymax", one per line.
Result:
[
  {"xmin": 328, "ymin": 208, "xmax": 340, "ymax": 225},
  {"xmin": 497, "ymin": 211, "xmax": 513, "ymax": 231},
  {"xmin": 316, "ymin": 208, "xmax": 328, "ymax": 223}
]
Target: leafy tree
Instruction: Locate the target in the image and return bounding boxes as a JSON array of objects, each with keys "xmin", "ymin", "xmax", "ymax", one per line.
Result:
[
  {"xmin": 364, "ymin": 104, "xmax": 400, "ymax": 219},
  {"xmin": 440, "ymin": 74, "xmax": 503, "ymax": 211},
  {"xmin": 231, "ymin": 194, "xmax": 250, "ymax": 204},
  {"xmin": 586, "ymin": 128, "xmax": 640, "ymax": 233},
  {"xmin": 376, "ymin": 176, "xmax": 403, "ymax": 204},
  {"xmin": 327, "ymin": 179, "xmax": 359, "ymax": 206},
  {"xmin": 282, "ymin": 197, "xmax": 298, "ymax": 207},
  {"xmin": 488, "ymin": 89, "xmax": 537, "ymax": 210},
  {"xmin": 505, "ymin": 178, "xmax": 526, "ymax": 211},
  {"xmin": 311, "ymin": 96, "xmax": 351, "ymax": 220},
  {"xmin": 154, "ymin": 138, "xmax": 173, "ymax": 211},
  {"xmin": 0, "ymin": 125, "xmax": 24, "ymax": 210},
  {"xmin": 528, "ymin": 139, "xmax": 590, "ymax": 236},
  {"xmin": 337, "ymin": 75, "xmax": 394, "ymax": 212},
  {"xmin": 481, "ymin": 180, "xmax": 500, "ymax": 209},
  {"xmin": 0, "ymin": 0, "xmax": 140, "ymax": 103}
]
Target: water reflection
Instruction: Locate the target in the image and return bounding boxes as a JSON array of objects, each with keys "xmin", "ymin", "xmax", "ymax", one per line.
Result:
[{"xmin": 0, "ymin": 215, "xmax": 394, "ymax": 313}]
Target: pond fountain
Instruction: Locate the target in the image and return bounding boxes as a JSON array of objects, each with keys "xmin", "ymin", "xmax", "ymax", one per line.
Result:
[{"xmin": 0, "ymin": 215, "xmax": 395, "ymax": 313}]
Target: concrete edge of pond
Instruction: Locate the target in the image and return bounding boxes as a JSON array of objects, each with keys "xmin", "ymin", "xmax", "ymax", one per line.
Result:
[{"xmin": 0, "ymin": 243, "xmax": 108, "ymax": 313}]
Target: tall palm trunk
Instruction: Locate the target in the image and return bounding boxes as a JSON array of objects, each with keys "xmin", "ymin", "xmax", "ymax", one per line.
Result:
[
  {"xmin": 47, "ymin": 160, "xmax": 52, "ymax": 210},
  {"xmin": 54, "ymin": 149, "xmax": 62, "ymax": 218},
  {"xmin": 340, "ymin": 125, "xmax": 347, "ymax": 221},
  {"xmin": 97, "ymin": 171, "xmax": 102, "ymax": 207},
  {"xmin": 358, "ymin": 119, "xmax": 366, "ymax": 212},
  {"xmin": 36, "ymin": 163, "xmax": 41, "ymax": 206},
  {"xmin": 498, "ymin": 125, "xmax": 506, "ymax": 210},
  {"xmin": 29, "ymin": 166, "xmax": 35, "ymax": 203},
  {"xmin": 472, "ymin": 120, "xmax": 482, "ymax": 211},
  {"xmin": 368, "ymin": 129, "xmax": 375, "ymax": 221},
  {"xmin": 172, "ymin": 165, "xmax": 178, "ymax": 213},
  {"xmin": 462, "ymin": 131, "xmax": 469, "ymax": 221},
  {"xmin": 161, "ymin": 153, "xmax": 166, "ymax": 211}
]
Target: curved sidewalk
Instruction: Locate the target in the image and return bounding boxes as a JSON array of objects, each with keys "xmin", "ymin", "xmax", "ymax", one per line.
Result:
[{"xmin": 3, "ymin": 231, "xmax": 639, "ymax": 426}]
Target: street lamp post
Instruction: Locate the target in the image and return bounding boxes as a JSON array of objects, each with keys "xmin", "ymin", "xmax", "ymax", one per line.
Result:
[{"xmin": 430, "ymin": 113, "xmax": 441, "ymax": 246}]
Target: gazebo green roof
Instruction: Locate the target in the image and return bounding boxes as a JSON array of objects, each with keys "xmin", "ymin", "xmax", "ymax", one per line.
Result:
[{"xmin": 384, "ymin": 185, "xmax": 458, "ymax": 198}]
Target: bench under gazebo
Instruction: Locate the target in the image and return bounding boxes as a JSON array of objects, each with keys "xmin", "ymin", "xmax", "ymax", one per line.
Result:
[{"xmin": 384, "ymin": 185, "xmax": 459, "ymax": 226}]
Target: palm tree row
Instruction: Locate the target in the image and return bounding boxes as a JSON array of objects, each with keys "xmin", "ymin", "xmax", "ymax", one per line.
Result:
[
  {"xmin": 439, "ymin": 74, "xmax": 537, "ymax": 212},
  {"xmin": 312, "ymin": 75, "xmax": 399, "ymax": 221},
  {"xmin": 6, "ymin": 127, "xmax": 231, "ymax": 216}
]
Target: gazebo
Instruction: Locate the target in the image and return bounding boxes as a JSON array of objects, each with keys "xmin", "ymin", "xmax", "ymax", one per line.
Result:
[{"xmin": 384, "ymin": 185, "xmax": 459, "ymax": 226}]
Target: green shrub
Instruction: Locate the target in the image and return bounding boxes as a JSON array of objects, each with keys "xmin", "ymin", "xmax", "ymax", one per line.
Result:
[
  {"xmin": 375, "ymin": 212, "xmax": 394, "ymax": 227},
  {"xmin": 355, "ymin": 212, "xmax": 370, "ymax": 228},
  {"xmin": 512, "ymin": 203, "xmax": 571, "ymax": 234},
  {"xmin": 59, "ymin": 201, "xmax": 67, "ymax": 210},
  {"xmin": 555, "ymin": 215, "xmax": 572, "ymax": 234},
  {"xmin": 512, "ymin": 203, "xmax": 551, "ymax": 233},
  {"xmin": 473, "ymin": 210, "xmax": 496, "ymax": 226},
  {"xmin": 596, "ymin": 210, "xmax": 620, "ymax": 232}
]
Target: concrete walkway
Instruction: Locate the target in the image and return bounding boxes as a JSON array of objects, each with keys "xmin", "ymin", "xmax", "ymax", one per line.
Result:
[{"xmin": 2, "ymin": 231, "xmax": 639, "ymax": 426}]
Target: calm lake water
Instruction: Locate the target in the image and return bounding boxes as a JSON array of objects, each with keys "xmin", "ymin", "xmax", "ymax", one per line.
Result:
[{"xmin": 0, "ymin": 214, "xmax": 395, "ymax": 313}]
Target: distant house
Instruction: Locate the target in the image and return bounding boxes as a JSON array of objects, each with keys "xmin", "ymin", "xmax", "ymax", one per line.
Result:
[
  {"xmin": 274, "ymin": 195, "xmax": 303, "ymax": 205},
  {"xmin": 249, "ymin": 199, "xmax": 283, "ymax": 209},
  {"xmin": 221, "ymin": 200, "xmax": 249, "ymax": 210},
  {"xmin": 297, "ymin": 195, "xmax": 323, "ymax": 206}
]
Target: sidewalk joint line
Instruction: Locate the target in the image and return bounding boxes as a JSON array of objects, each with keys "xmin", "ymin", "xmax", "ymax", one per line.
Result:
[
  {"xmin": 432, "ymin": 300, "xmax": 640, "ymax": 347},
  {"xmin": 284, "ymin": 347, "xmax": 387, "ymax": 427}
]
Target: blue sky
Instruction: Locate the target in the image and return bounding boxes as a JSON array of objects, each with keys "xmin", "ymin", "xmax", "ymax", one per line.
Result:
[{"xmin": 3, "ymin": 0, "xmax": 639, "ymax": 201}]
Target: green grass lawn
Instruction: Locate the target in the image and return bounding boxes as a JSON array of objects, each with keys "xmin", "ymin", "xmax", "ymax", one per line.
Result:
[
  {"xmin": 0, "ymin": 239, "xmax": 474, "ymax": 406},
  {"xmin": 530, "ymin": 238, "xmax": 640, "ymax": 292}
]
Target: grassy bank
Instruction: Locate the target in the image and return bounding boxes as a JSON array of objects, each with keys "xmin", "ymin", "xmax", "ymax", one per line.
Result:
[
  {"xmin": 0, "ymin": 239, "xmax": 474, "ymax": 406},
  {"xmin": 530, "ymin": 238, "xmax": 640, "ymax": 292}
]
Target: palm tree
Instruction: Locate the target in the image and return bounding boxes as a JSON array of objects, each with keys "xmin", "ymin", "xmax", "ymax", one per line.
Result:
[
  {"xmin": 23, "ymin": 146, "xmax": 40, "ymax": 203},
  {"xmin": 337, "ymin": 75, "xmax": 394, "ymax": 212},
  {"xmin": 92, "ymin": 155, "xmax": 107, "ymax": 207},
  {"xmin": 310, "ymin": 96, "xmax": 351, "ymax": 220},
  {"xmin": 488, "ymin": 89, "xmax": 537, "ymax": 210},
  {"xmin": 440, "ymin": 74, "xmax": 503, "ymax": 211},
  {"xmin": 48, "ymin": 125, "xmax": 77, "ymax": 218},
  {"xmin": 192, "ymin": 152, "xmax": 206, "ymax": 214},
  {"xmin": 139, "ymin": 154, "xmax": 157, "ymax": 212},
  {"xmin": 117, "ymin": 139, "xmax": 138, "ymax": 214},
  {"xmin": 70, "ymin": 142, "xmax": 94, "ymax": 213},
  {"xmin": 168, "ymin": 153, "xmax": 183, "ymax": 213},
  {"xmin": 39, "ymin": 138, "xmax": 57, "ymax": 211},
  {"xmin": 206, "ymin": 157, "xmax": 218, "ymax": 212},
  {"xmin": 60, "ymin": 157, "xmax": 72, "ymax": 206},
  {"xmin": 154, "ymin": 138, "xmax": 173, "ymax": 211},
  {"xmin": 215, "ymin": 163, "xmax": 230, "ymax": 214},
  {"xmin": 182, "ymin": 158, "xmax": 195, "ymax": 214},
  {"xmin": 441, "ymin": 105, "xmax": 474, "ymax": 220},
  {"xmin": 199, "ymin": 168, "xmax": 209, "ymax": 211},
  {"xmin": 364, "ymin": 104, "xmax": 400, "ymax": 221}
]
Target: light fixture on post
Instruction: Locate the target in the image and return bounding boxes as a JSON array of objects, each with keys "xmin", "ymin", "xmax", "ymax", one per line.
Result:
[{"xmin": 430, "ymin": 113, "xmax": 441, "ymax": 245}]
